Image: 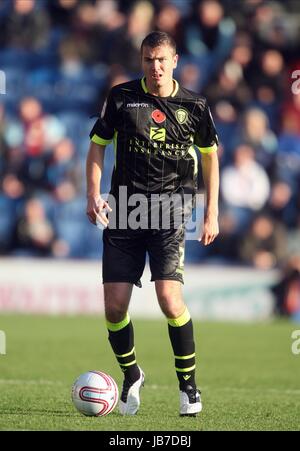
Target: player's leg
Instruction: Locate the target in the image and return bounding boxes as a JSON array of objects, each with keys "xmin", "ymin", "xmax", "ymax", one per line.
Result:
[
  {"xmin": 155, "ymin": 280, "xmax": 197, "ymax": 390},
  {"xmin": 104, "ymin": 282, "xmax": 144, "ymax": 415},
  {"xmin": 155, "ymin": 279, "xmax": 202, "ymax": 416},
  {"xmin": 148, "ymin": 226, "xmax": 202, "ymax": 415},
  {"xmin": 102, "ymin": 228, "xmax": 146, "ymax": 414},
  {"xmin": 104, "ymin": 282, "xmax": 140, "ymax": 381}
]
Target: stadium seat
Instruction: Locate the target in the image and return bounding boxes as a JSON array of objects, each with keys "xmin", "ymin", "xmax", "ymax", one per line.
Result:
[
  {"xmin": 24, "ymin": 68, "xmax": 59, "ymax": 111},
  {"xmin": 0, "ymin": 0, "xmax": 10, "ymax": 19},
  {"xmin": 83, "ymin": 223, "xmax": 103, "ymax": 259},
  {"xmin": 54, "ymin": 220, "xmax": 82, "ymax": 257},
  {"xmin": 57, "ymin": 111, "xmax": 92, "ymax": 144},
  {"xmin": 0, "ymin": 49, "xmax": 31, "ymax": 70},
  {"xmin": 1, "ymin": 67, "xmax": 27, "ymax": 103},
  {"xmin": 54, "ymin": 197, "xmax": 86, "ymax": 222},
  {"xmin": 0, "ymin": 195, "xmax": 18, "ymax": 251}
]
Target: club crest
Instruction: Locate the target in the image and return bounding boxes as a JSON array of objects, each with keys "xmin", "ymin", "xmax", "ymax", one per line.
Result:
[{"xmin": 175, "ymin": 108, "xmax": 188, "ymax": 124}]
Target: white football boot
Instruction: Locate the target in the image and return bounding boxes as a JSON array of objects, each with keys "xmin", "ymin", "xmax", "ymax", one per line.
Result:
[
  {"xmin": 179, "ymin": 386, "xmax": 202, "ymax": 416},
  {"xmin": 119, "ymin": 366, "xmax": 145, "ymax": 415}
]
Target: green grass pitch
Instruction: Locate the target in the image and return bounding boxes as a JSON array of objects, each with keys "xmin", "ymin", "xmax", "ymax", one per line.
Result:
[{"xmin": 0, "ymin": 315, "xmax": 299, "ymax": 431}]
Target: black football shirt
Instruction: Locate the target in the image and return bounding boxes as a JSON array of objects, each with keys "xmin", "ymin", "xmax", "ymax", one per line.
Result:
[{"xmin": 90, "ymin": 77, "xmax": 218, "ymax": 201}]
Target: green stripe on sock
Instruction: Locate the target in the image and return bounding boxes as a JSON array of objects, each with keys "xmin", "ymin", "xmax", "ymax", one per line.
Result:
[
  {"xmin": 175, "ymin": 364, "xmax": 196, "ymax": 372},
  {"xmin": 115, "ymin": 347, "xmax": 135, "ymax": 358},
  {"xmin": 168, "ymin": 308, "xmax": 191, "ymax": 327},
  {"xmin": 120, "ymin": 360, "xmax": 137, "ymax": 367},
  {"xmin": 174, "ymin": 353, "xmax": 195, "ymax": 360},
  {"xmin": 106, "ymin": 313, "xmax": 130, "ymax": 332}
]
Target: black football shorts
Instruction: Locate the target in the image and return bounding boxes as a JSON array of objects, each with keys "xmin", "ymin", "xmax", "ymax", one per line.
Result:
[{"xmin": 102, "ymin": 226, "xmax": 185, "ymax": 286}]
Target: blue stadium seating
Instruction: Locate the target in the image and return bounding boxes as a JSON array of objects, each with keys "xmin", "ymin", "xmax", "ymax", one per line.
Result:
[{"xmin": 0, "ymin": 195, "xmax": 17, "ymax": 250}]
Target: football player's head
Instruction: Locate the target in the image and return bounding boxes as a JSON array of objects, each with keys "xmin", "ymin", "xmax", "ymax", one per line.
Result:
[{"xmin": 141, "ymin": 31, "xmax": 178, "ymax": 91}]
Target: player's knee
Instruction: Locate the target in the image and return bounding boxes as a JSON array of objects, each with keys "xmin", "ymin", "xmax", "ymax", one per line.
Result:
[
  {"xmin": 104, "ymin": 295, "xmax": 128, "ymax": 323},
  {"xmin": 105, "ymin": 305, "xmax": 127, "ymax": 324},
  {"xmin": 158, "ymin": 294, "xmax": 185, "ymax": 319},
  {"xmin": 103, "ymin": 284, "xmax": 131, "ymax": 323}
]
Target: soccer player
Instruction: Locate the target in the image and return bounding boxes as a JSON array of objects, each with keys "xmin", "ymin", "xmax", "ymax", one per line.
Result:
[{"xmin": 86, "ymin": 31, "xmax": 219, "ymax": 416}]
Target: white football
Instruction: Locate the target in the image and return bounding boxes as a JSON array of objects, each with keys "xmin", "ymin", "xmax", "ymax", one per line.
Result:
[{"xmin": 71, "ymin": 371, "xmax": 119, "ymax": 416}]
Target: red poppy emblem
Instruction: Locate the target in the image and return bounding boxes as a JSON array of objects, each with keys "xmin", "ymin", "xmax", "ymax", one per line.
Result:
[{"xmin": 151, "ymin": 109, "xmax": 166, "ymax": 124}]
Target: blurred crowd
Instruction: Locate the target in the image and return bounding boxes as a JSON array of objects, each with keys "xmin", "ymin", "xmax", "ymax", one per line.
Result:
[{"xmin": 0, "ymin": 0, "xmax": 300, "ymax": 315}]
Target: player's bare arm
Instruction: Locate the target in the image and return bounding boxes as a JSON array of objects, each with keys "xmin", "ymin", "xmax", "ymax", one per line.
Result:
[
  {"xmin": 200, "ymin": 151, "xmax": 219, "ymax": 246},
  {"xmin": 86, "ymin": 142, "xmax": 112, "ymax": 227}
]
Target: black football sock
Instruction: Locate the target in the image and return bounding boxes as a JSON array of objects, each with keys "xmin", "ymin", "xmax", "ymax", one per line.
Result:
[
  {"xmin": 106, "ymin": 313, "xmax": 140, "ymax": 383},
  {"xmin": 168, "ymin": 307, "xmax": 196, "ymax": 391}
]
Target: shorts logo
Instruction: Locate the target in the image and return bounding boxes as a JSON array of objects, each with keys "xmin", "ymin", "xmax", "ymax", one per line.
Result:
[
  {"xmin": 150, "ymin": 127, "xmax": 166, "ymax": 142},
  {"xmin": 151, "ymin": 109, "xmax": 166, "ymax": 124},
  {"xmin": 175, "ymin": 108, "xmax": 188, "ymax": 124}
]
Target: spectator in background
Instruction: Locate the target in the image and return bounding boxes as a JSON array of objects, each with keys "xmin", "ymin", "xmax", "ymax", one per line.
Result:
[
  {"xmin": 205, "ymin": 58, "xmax": 251, "ymax": 110},
  {"xmin": 273, "ymin": 91, "xmax": 300, "ymax": 226},
  {"xmin": 155, "ymin": 2, "xmax": 184, "ymax": 53},
  {"xmin": 19, "ymin": 97, "xmax": 65, "ymax": 158},
  {"xmin": 58, "ymin": 35, "xmax": 89, "ymax": 77},
  {"xmin": 104, "ymin": 1, "xmax": 155, "ymax": 75},
  {"xmin": 46, "ymin": 138, "xmax": 81, "ymax": 197},
  {"xmin": 2, "ymin": 0, "xmax": 50, "ymax": 50},
  {"xmin": 47, "ymin": 0, "xmax": 79, "ymax": 29},
  {"xmin": 0, "ymin": 104, "xmax": 26, "ymax": 200},
  {"xmin": 183, "ymin": 0, "xmax": 235, "ymax": 85},
  {"xmin": 0, "ymin": 104, "xmax": 8, "ymax": 170},
  {"xmin": 234, "ymin": 107, "xmax": 278, "ymax": 174},
  {"xmin": 281, "ymin": 82, "xmax": 300, "ymax": 136},
  {"xmin": 238, "ymin": 213, "xmax": 287, "ymax": 270},
  {"xmin": 15, "ymin": 97, "xmax": 65, "ymax": 194},
  {"xmin": 19, "ymin": 97, "xmax": 44, "ymax": 157},
  {"xmin": 67, "ymin": 2, "xmax": 99, "ymax": 65},
  {"xmin": 2, "ymin": 173, "xmax": 25, "ymax": 202},
  {"xmin": 178, "ymin": 62, "xmax": 202, "ymax": 93},
  {"xmin": 204, "ymin": 59, "xmax": 252, "ymax": 156},
  {"xmin": 68, "ymin": 1, "xmax": 124, "ymax": 65},
  {"xmin": 256, "ymin": 49, "xmax": 285, "ymax": 101},
  {"xmin": 220, "ymin": 144, "xmax": 270, "ymax": 231},
  {"xmin": 272, "ymin": 255, "xmax": 300, "ymax": 318},
  {"xmin": 82, "ymin": 0, "xmax": 127, "ymax": 65},
  {"xmin": 230, "ymin": 32, "xmax": 253, "ymax": 75},
  {"xmin": 267, "ymin": 180, "xmax": 297, "ymax": 228},
  {"xmin": 250, "ymin": 1, "xmax": 300, "ymax": 57},
  {"xmin": 53, "ymin": 179, "xmax": 78, "ymax": 204},
  {"xmin": 94, "ymin": 64, "xmax": 130, "ymax": 114},
  {"xmin": 12, "ymin": 198, "xmax": 55, "ymax": 256},
  {"xmin": 95, "ymin": 0, "xmax": 126, "ymax": 32},
  {"xmin": 246, "ymin": 49, "xmax": 285, "ymax": 130}
]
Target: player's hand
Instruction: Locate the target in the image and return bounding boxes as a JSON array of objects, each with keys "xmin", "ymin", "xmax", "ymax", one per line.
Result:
[
  {"xmin": 86, "ymin": 195, "xmax": 112, "ymax": 228},
  {"xmin": 199, "ymin": 214, "xmax": 219, "ymax": 246}
]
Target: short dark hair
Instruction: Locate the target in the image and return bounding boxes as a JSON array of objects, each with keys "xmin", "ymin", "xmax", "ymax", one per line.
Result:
[{"xmin": 141, "ymin": 31, "xmax": 177, "ymax": 55}]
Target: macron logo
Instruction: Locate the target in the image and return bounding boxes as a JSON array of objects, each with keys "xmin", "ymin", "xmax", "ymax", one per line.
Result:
[{"xmin": 126, "ymin": 103, "xmax": 149, "ymax": 108}]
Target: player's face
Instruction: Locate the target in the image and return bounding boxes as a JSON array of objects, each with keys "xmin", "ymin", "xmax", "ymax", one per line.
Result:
[{"xmin": 141, "ymin": 45, "xmax": 178, "ymax": 90}]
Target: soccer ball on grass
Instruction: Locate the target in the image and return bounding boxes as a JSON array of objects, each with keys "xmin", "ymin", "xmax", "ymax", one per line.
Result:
[{"xmin": 72, "ymin": 371, "xmax": 119, "ymax": 416}]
